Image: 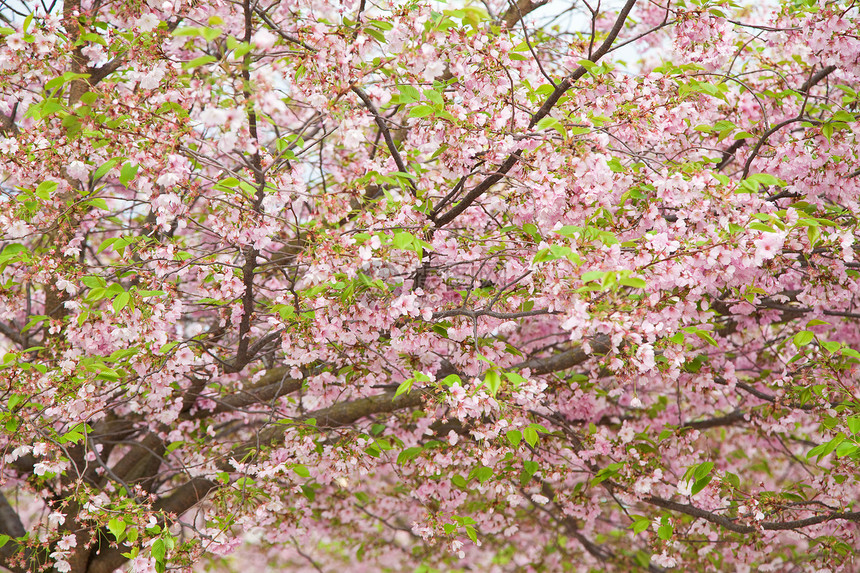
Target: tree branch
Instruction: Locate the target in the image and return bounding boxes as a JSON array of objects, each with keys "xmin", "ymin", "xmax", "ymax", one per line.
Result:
[
  {"xmin": 682, "ymin": 409, "xmax": 746, "ymax": 430},
  {"xmin": 432, "ymin": 0, "xmax": 637, "ymax": 227},
  {"xmin": 351, "ymin": 86, "xmax": 416, "ymax": 196},
  {"xmin": 500, "ymin": 0, "xmax": 549, "ymax": 28},
  {"xmin": 645, "ymin": 495, "xmax": 860, "ymax": 534}
]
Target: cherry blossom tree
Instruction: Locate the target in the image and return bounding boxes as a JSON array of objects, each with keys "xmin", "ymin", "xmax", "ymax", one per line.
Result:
[{"xmin": 0, "ymin": 0, "xmax": 859, "ymax": 571}]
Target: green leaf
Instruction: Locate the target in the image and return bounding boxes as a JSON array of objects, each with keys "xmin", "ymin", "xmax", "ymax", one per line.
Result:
[
  {"xmin": 150, "ymin": 539, "xmax": 166, "ymax": 562},
  {"xmin": 631, "ymin": 518, "xmax": 650, "ymax": 534},
  {"xmin": 483, "ymin": 369, "xmax": 501, "ymax": 396},
  {"xmin": 200, "ymin": 26, "xmax": 222, "ymax": 41},
  {"xmin": 468, "ymin": 465, "xmax": 493, "ymax": 483},
  {"xmin": 392, "ymin": 232, "xmax": 415, "ymax": 251},
  {"xmin": 689, "ymin": 328, "xmax": 718, "ymax": 347},
  {"xmin": 84, "ymin": 197, "xmax": 109, "ymax": 211},
  {"xmin": 619, "ymin": 277, "xmax": 646, "ymax": 289},
  {"xmin": 749, "ymin": 222, "xmax": 775, "ymax": 233},
  {"xmin": 793, "ymin": 330, "xmax": 814, "ymax": 347},
  {"xmin": 835, "ymin": 442, "xmax": 858, "ymax": 458},
  {"xmin": 423, "ymin": 88, "xmax": 444, "ymax": 106},
  {"xmin": 108, "ymin": 518, "xmax": 126, "ymax": 541},
  {"xmin": 293, "ymin": 464, "xmax": 310, "ymax": 477},
  {"xmin": 35, "ymin": 181, "xmax": 57, "ymax": 200},
  {"xmin": 394, "ymin": 378, "xmax": 413, "ymax": 398},
  {"xmin": 398, "ymin": 85, "xmax": 420, "ymax": 104},
  {"xmin": 506, "ymin": 429, "xmax": 522, "ymax": 447},
  {"xmin": 397, "ymin": 447, "xmax": 423, "ymax": 464},
  {"xmin": 693, "ymin": 461, "xmax": 714, "ymax": 481},
  {"xmin": 657, "ymin": 522, "xmax": 673, "ymax": 540},
  {"xmin": 808, "ymin": 433, "xmax": 846, "ymax": 461},
  {"xmin": 92, "ymin": 157, "xmax": 121, "ymax": 181},
  {"xmin": 691, "ymin": 475, "xmax": 713, "ymax": 495},
  {"xmin": 183, "ymin": 55, "xmax": 218, "ymax": 69},
  {"xmin": 746, "ymin": 173, "xmax": 782, "ymax": 187},
  {"xmin": 8, "ymin": 394, "xmax": 23, "ymax": 410},
  {"xmin": 534, "ymin": 116, "xmax": 567, "ymax": 138},
  {"xmin": 119, "ymin": 163, "xmax": 138, "ymax": 187},
  {"xmin": 112, "ymin": 292, "xmax": 130, "ymax": 314},
  {"xmin": 520, "ymin": 460, "xmax": 539, "ymax": 485},
  {"xmin": 523, "ymin": 427, "xmax": 538, "ymax": 447},
  {"xmin": 725, "ymin": 472, "xmax": 740, "ymax": 489},
  {"xmin": 592, "ymin": 462, "xmax": 624, "ymax": 485},
  {"xmin": 138, "ymin": 290, "xmax": 166, "ymax": 298},
  {"xmin": 61, "ymin": 423, "xmax": 89, "ymax": 444},
  {"xmin": 581, "ymin": 270, "xmax": 605, "ymax": 282},
  {"xmin": 409, "ymin": 105, "xmax": 434, "ymax": 118},
  {"xmin": 97, "ymin": 238, "xmax": 117, "ymax": 253},
  {"xmin": 173, "ymin": 26, "xmax": 203, "ymax": 37}
]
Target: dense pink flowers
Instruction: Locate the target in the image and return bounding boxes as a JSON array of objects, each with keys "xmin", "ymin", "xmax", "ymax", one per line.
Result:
[{"xmin": 0, "ymin": 0, "xmax": 858, "ymax": 572}]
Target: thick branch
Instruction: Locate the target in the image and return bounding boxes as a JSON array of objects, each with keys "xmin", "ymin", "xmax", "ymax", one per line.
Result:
[
  {"xmin": 799, "ymin": 64, "xmax": 836, "ymax": 93},
  {"xmin": 682, "ymin": 409, "xmax": 746, "ymax": 430},
  {"xmin": 0, "ymin": 322, "xmax": 24, "ymax": 347},
  {"xmin": 500, "ymin": 0, "xmax": 548, "ymax": 28},
  {"xmin": 195, "ymin": 368, "xmax": 304, "ymax": 417},
  {"xmin": 645, "ymin": 495, "xmax": 860, "ymax": 534},
  {"xmin": 0, "ymin": 493, "xmax": 25, "ymax": 564},
  {"xmin": 518, "ymin": 334, "xmax": 612, "ymax": 375}
]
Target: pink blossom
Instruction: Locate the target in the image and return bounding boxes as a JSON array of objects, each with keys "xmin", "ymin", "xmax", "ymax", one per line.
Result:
[{"xmin": 753, "ymin": 232, "xmax": 786, "ymax": 265}]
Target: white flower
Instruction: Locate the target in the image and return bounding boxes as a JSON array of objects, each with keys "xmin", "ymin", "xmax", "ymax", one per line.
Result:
[
  {"xmin": 651, "ymin": 551, "xmax": 677, "ymax": 568},
  {"xmin": 629, "ymin": 396, "xmax": 643, "ymax": 408},
  {"xmin": 0, "ymin": 136, "xmax": 18, "ymax": 154},
  {"xmin": 67, "ymin": 160, "xmax": 91, "ymax": 182},
  {"xmin": 199, "ymin": 107, "xmax": 226, "ymax": 128},
  {"xmin": 251, "ymin": 28, "xmax": 277, "ymax": 50},
  {"xmin": 55, "ymin": 278, "xmax": 78, "ymax": 295},
  {"xmin": 447, "ymin": 430, "xmax": 459, "ymax": 446},
  {"xmin": 136, "ymin": 13, "xmax": 160, "ymax": 32},
  {"xmin": 358, "ymin": 244, "xmax": 373, "ymax": 261},
  {"xmin": 307, "ymin": 93, "xmax": 328, "ymax": 110},
  {"xmin": 677, "ymin": 479, "xmax": 693, "ymax": 496},
  {"xmin": 139, "ymin": 66, "xmax": 165, "ymax": 90},
  {"xmin": 6, "ymin": 33, "xmax": 25, "ymax": 51},
  {"xmin": 634, "ymin": 476, "xmax": 653, "ymax": 494},
  {"xmin": 5, "ymin": 445, "xmax": 32, "ymax": 463},
  {"xmin": 530, "ymin": 494, "xmax": 550, "ymax": 505},
  {"xmin": 619, "ymin": 425, "xmax": 636, "ymax": 443},
  {"xmin": 6, "ymin": 220, "xmax": 30, "ymax": 238}
]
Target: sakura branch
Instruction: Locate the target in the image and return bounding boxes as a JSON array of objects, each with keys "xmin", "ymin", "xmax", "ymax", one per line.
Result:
[{"xmin": 0, "ymin": 0, "xmax": 859, "ymax": 571}]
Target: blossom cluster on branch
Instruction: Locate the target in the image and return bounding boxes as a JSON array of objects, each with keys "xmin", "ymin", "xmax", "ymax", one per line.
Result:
[{"xmin": 0, "ymin": 0, "xmax": 858, "ymax": 571}]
